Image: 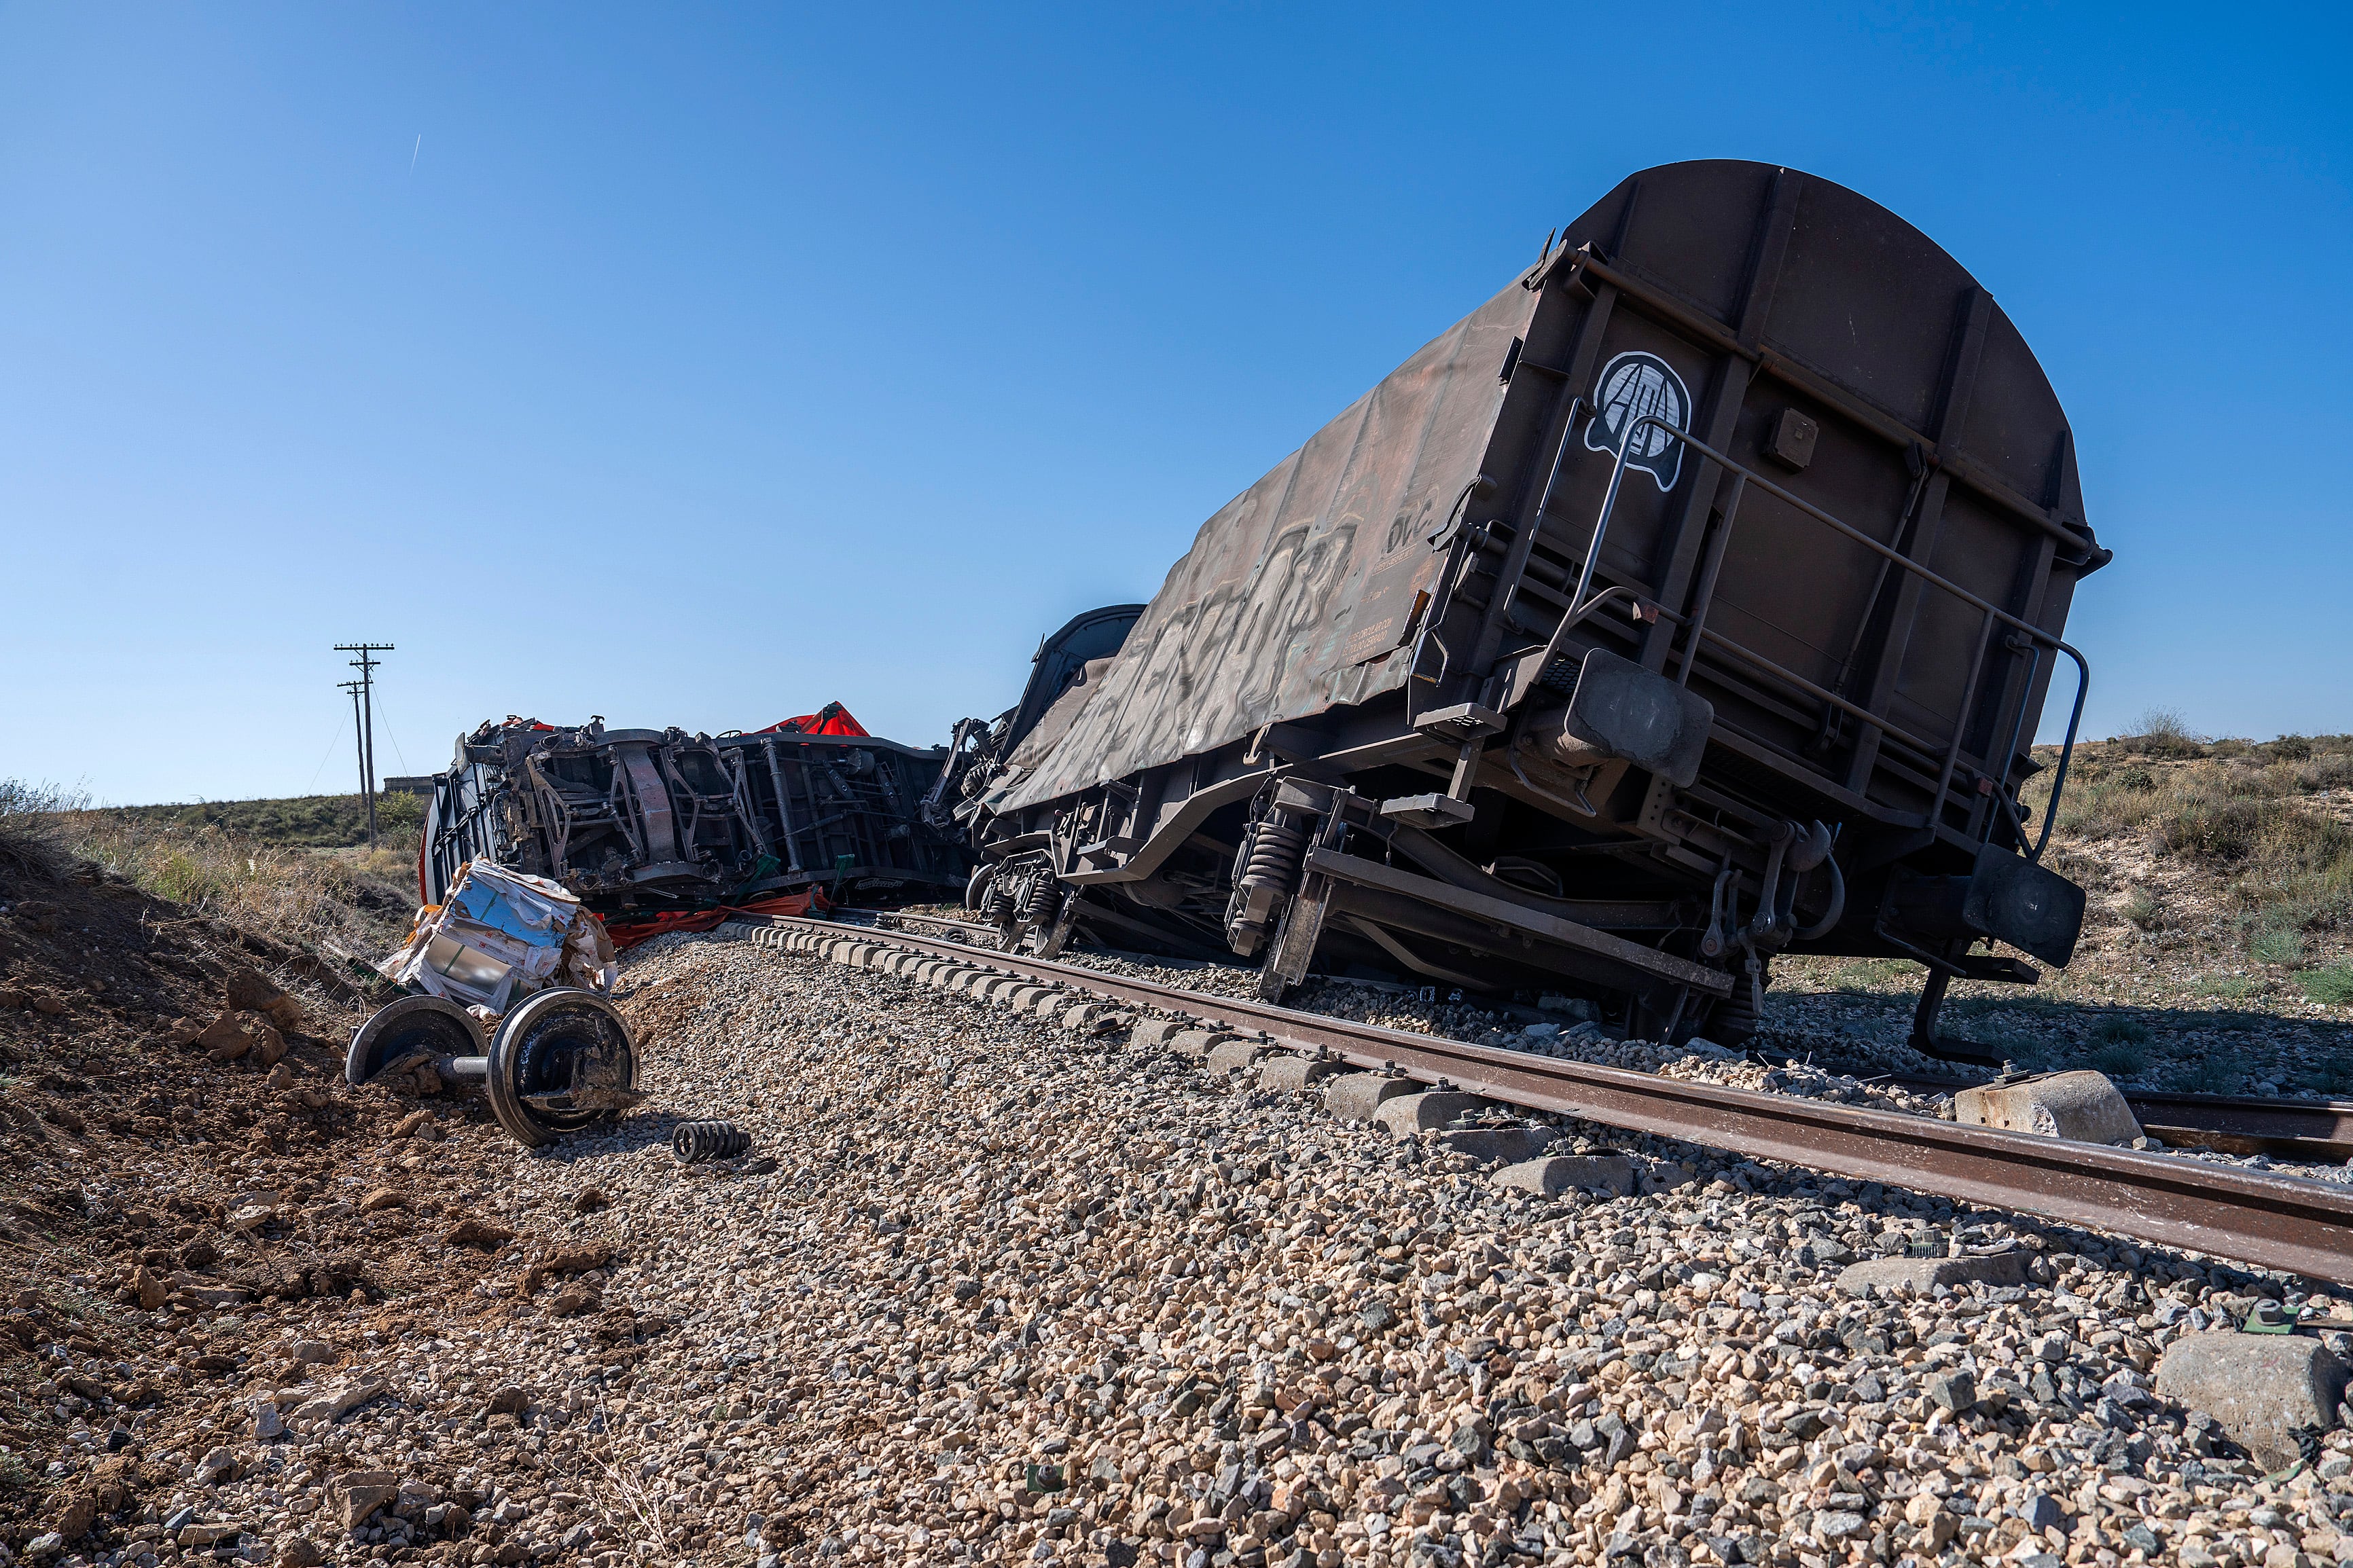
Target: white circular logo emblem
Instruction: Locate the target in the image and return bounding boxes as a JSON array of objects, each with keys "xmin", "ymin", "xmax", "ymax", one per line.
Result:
[{"xmin": 1583, "ymin": 350, "xmax": 1691, "ymax": 493}]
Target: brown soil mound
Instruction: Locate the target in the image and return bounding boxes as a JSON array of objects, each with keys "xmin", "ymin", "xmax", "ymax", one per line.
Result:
[{"xmin": 0, "ymin": 862, "xmax": 563, "ymax": 1556}]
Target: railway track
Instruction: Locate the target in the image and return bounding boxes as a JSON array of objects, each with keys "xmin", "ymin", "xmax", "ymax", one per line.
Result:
[
  {"xmin": 740, "ymin": 910, "xmax": 2353, "ymax": 1289},
  {"xmin": 2127, "ymin": 1093, "xmax": 2353, "ymax": 1161},
  {"xmin": 1877, "ymin": 1077, "xmax": 2353, "ymax": 1164},
  {"xmin": 842, "ymin": 907, "xmax": 2353, "ymax": 1163}
]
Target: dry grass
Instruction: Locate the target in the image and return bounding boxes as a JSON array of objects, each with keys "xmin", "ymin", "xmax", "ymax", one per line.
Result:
[
  {"xmin": 79, "ymin": 788, "xmax": 425, "ymax": 850},
  {"xmin": 0, "ymin": 780, "xmax": 80, "ymax": 884},
  {"xmin": 2, "ymin": 778, "xmax": 416, "ymax": 957},
  {"xmin": 579, "ymin": 1432, "xmax": 674, "ymax": 1554},
  {"xmin": 63, "ymin": 810, "xmax": 414, "ymax": 953},
  {"xmin": 2027, "ymin": 732, "xmax": 2353, "ymax": 947}
]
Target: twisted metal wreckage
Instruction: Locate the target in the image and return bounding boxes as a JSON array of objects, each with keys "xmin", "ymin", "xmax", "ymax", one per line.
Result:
[
  {"xmin": 354, "ymin": 859, "xmax": 636, "ymax": 1149},
  {"xmin": 348, "ymin": 703, "xmax": 963, "ymax": 1144},
  {"xmin": 420, "ymin": 703, "xmax": 969, "ymax": 943}
]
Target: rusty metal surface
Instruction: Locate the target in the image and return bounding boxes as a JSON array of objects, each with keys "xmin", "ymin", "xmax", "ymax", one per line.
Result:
[
  {"xmin": 2142, "ymin": 1126, "xmax": 2353, "ymax": 1163},
  {"xmin": 1890, "ymin": 1075, "xmax": 2353, "ymax": 1159},
  {"xmin": 1003, "ymin": 160, "xmax": 2102, "ymax": 830},
  {"xmin": 426, "ymin": 716, "xmax": 968, "ymax": 916},
  {"xmin": 751, "ymin": 914, "xmax": 2353, "ymax": 1286},
  {"xmin": 999, "ymin": 282, "xmax": 1537, "ymax": 810},
  {"xmin": 2126, "ymin": 1091, "xmax": 2353, "ymax": 1148},
  {"xmin": 967, "ymin": 162, "xmax": 2109, "ymax": 1040}
]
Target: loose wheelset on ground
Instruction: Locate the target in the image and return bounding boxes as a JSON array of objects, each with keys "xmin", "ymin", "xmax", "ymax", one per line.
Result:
[
  {"xmin": 346, "ymin": 995, "xmax": 486, "ymax": 1087},
  {"xmin": 350, "ymin": 987, "xmax": 642, "ymax": 1149},
  {"xmin": 484, "ymin": 987, "xmax": 644, "ymax": 1149}
]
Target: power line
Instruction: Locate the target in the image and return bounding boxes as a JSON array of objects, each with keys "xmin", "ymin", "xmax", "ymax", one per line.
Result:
[
  {"xmin": 334, "ymin": 643, "xmax": 394, "ymax": 847},
  {"xmin": 304, "ymin": 715, "xmax": 346, "ymax": 791}
]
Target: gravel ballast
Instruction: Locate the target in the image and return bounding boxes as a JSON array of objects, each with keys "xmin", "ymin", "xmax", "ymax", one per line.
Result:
[
  {"xmin": 96, "ymin": 925, "xmax": 2353, "ymax": 1568},
  {"xmin": 137, "ymin": 928, "xmax": 2353, "ymax": 1568}
]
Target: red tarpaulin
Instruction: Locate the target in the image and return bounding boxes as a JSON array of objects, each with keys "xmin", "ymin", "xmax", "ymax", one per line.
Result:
[
  {"xmin": 755, "ymin": 701, "xmax": 869, "ymax": 737},
  {"xmin": 600, "ymin": 885, "xmax": 833, "ymax": 950}
]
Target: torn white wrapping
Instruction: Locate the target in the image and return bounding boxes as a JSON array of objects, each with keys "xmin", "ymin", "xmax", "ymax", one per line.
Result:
[{"xmin": 376, "ymin": 860, "xmax": 617, "ymax": 1016}]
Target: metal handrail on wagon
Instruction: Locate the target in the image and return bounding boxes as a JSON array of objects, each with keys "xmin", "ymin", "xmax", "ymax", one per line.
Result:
[{"xmin": 1523, "ymin": 409, "xmax": 2088, "ymax": 860}]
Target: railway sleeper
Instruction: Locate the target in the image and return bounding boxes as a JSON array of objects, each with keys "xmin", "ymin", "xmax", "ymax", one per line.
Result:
[
  {"xmin": 754, "ymin": 924, "xmax": 1140, "ymax": 1036},
  {"xmin": 713, "ymin": 916, "xmax": 2353, "ymax": 1470},
  {"xmin": 725, "ymin": 917, "xmax": 2353, "ymax": 1289}
]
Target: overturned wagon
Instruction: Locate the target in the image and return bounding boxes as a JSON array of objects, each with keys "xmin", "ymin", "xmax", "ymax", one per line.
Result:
[
  {"xmin": 963, "ymin": 160, "xmax": 2107, "ymax": 1056},
  {"xmin": 423, "ymin": 708, "xmax": 969, "ymax": 932}
]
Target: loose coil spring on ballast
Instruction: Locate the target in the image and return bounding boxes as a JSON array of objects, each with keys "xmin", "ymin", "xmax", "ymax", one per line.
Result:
[{"xmin": 672, "ymin": 1120, "xmax": 753, "ymax": 1164}]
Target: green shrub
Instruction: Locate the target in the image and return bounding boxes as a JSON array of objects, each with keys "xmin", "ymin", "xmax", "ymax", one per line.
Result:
[
  {"xmin": 2182, "ymin": 1055, "xmax": 2241, "ymax": 1094},
  {"xmin": 2122, "ymin": 888, "xmax": 2165, "ymax": 931},
  {"xmin": 2053, "ymin": 773, "xmax": 2163, "ymax": 841},
  {"xmin": 2193, "ymin": 974, "xmax": 2259, "ymax": 1001},
  {"xmin": 2157, "ymin": 793, "xmax": 2302, "ymax": 862},
  {"xmin": 2295, "ymin": 752, "xmax": 2353, "ymax": 791},
  {"xmin": 2088, "ymin": 1042, "xmax": 2146, "ymax": 1077},
  {"xmin": 2307, "ymin": 966, "xmax": 2353, "ymax": 1006},
  {"xmin": 2251, "ymin": 927, "xmax": 2308, "ymax": 966},
  {"xmin": 2305, "ymin": 1053, "xmax": 2353, "ymax": 1093},
  {"xmin": 0, "ymin": 780, "xmax": 79, "ymax": 883},
  {"xmin": 2130, "ymin": 707, "xmax": 2206, "ymax": 759},
  {"xmin": 2091, "ymin": 1015, "xmax": 2151, "ymax": 1045},
  {"xmin": 1831, "ymin": 959, "xmax": 1913, "ymax": 991}
]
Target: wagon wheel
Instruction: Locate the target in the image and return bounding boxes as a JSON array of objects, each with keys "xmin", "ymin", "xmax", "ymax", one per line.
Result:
[
  {"xmin": 1032, "ymin": 892, "xmax": 1082, "ymax": 960},
  {"xmin": 486, "ymin": 989, "xmax": 641, "ymax": 1149},
  {"xmin": 346, "ymin": 996, "xmax": 485, "ymax": 1087}
]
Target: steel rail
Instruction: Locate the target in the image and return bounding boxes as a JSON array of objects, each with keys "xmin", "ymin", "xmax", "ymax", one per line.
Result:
[
  {"xmin": 746, "ymin": 912, "xmax": 2353, "ymax": 1286},
  {"xmin": 847, "ymin": 910, "xmax": 2353, "ymax": 1163},
  {"xmin": 840, "ymin": 908, "xmax": 1003, "ymax": 943},
  {"xmin": 2127, "ymin": 1091, "xmax": 2353, "ymax": 1156},
  {"xmin": 1879, "ymin": 1074, "xmax": 2353, "ymax": 1163}
]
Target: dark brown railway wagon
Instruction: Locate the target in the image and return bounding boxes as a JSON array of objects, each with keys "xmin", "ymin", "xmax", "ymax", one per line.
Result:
[{"xmin": 962, "ymin": 160, "xmax": 2107, "ymax": 1055}]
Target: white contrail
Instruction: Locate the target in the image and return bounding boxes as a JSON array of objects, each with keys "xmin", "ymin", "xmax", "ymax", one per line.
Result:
[{"xmin": 410, "ymin": 134, "xmax": 421, "ymax": 174}]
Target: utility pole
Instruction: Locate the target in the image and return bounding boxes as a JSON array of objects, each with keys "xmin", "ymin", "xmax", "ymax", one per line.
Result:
[
  {"xmin": 335, "ymin": 643, "xmax": 394, "ymax": 847},
  {"xmin": 339, "ymin": 681, "xmax": 367, "ymax": 826}
]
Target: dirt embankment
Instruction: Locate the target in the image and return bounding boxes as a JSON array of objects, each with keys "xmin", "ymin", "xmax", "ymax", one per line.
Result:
[{"xmin": 0, "ymin": 854, "xmax": 636, "ymax": 1562}]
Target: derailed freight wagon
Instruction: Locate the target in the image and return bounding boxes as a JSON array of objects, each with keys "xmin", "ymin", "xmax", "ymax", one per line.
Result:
[
  {"xmin": 929, "ymin": 604, "xmax": 1147, "ymax": 839},
  {"xmin": 963, "ymin": 160, "xmax": 2107, "ymax": 1055},
  {"xmin": 423, "ymin": 708, "xmax": 969, "ymax": 931}
]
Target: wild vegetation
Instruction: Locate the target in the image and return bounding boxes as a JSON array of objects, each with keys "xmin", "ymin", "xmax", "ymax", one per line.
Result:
[
  {"xmin": 0, "ymin": 780, "xmax": 414, "ymax": 959},
  {"xmin": 76, "ymin": 787, "xmax": 423, "ymax": 850},
  {"xmin": 2024, "ymin": 717, "xmax": 2353, "ymax": 1005}
]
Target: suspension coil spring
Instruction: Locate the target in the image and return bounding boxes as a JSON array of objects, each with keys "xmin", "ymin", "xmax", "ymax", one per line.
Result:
[
  {"xmin": 980, "ymin": 879, "xmax": 1017, "ymax": 922},
  {"xmin": 1021, "ymin": 874, "xmax": 1060, "ymax": 924},
  {"xmin": 1239, "ymin": 820, "xmax": 1310, "ymax": 896},
  {"xmin": 672, "ymin": 1120, "xmax": 753, "ymax": 1164}
]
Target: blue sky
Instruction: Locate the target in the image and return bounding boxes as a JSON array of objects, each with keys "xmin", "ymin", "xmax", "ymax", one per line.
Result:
[{"xmin": 1, "ymin": 3, "xmax": 2346, "ymax": 804}]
